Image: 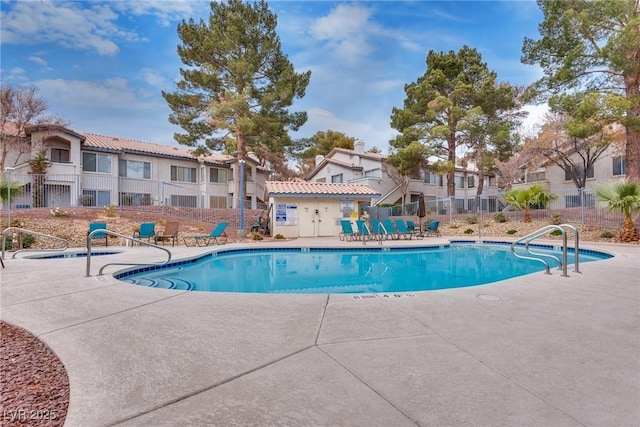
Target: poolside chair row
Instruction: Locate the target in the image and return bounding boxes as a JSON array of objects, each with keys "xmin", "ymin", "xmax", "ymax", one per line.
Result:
[
  {"xmin": 89, "ymin": 220, "xmax": 230, "ymax": 248},
  {"xmin": 89, "ymin": 221, "xmax": 181, "ymax": 247},
  {"xmin": 339, "ymin": 219, "xmax": 440, "ymax": 241}
]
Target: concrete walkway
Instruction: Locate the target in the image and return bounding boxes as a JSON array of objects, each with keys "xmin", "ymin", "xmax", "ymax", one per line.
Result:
[{"xmin": 1, "ymin": 238, "xmax": 638, "ymax": 427}]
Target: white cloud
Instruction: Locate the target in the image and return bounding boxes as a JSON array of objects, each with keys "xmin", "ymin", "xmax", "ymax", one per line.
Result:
[
  {"xmin": 309, "ymin": 3, "xmax": 375, "ymax": 66},
  {"xmin": 0, "ymin": 2, "xmax": 129, "ymax": 55},
  {"xmin": 28, "ymin": 56, "xmax": 48, "ymax": 66},
  {"xmin": 113, "ymin": 1, "xmax": 201, "ymax": 27},
  {"xmin": 36, "ymin": 78, "xmax": 156, "ymax": 111},
  {"xmin": 0, "ymin": 1, "xmax": 197, "ymax": 56},
  {"xmin": 520, "ymin": 103, "xmax": 549, "ymax": 137},
  {"xmin": 139, "ymin": 68, "xmax": 167, "ymax": 89}
]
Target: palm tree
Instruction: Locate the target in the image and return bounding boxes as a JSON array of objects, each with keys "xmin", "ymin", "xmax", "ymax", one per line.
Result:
[
  {"xmin": 504, "ymin": 184, "xmax": 557, "ymax": 223},
  {"xmin": 595, "ymin": 180, "xmax": 640, "ymax": 242},
  {"xmin": 0, "ymin": 179, "xmax": 20, "ymax": 205}
]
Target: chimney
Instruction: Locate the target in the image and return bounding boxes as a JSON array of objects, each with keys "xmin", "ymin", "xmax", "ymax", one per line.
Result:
[
  {"xmin": 354, "ymin": 140, "xmax": 365, "ymax": 153},
  {"xmin": 315, "ymin": 155, "xmax": 324, "ymax": 166}
]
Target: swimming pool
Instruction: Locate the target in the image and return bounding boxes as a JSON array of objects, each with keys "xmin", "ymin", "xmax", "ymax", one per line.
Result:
[
  {"xmin": 116, "ymin": 242, "xmax": 611, "ymax": 294},
  {"xmin": 25, "ymin": 250, "xmax": 123, "ymax": 259}
]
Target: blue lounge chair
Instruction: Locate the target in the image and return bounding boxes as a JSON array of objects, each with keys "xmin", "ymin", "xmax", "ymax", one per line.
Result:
[
  {"xmin": 356, "ymin": 219, "xmax": 382, "ymax": 244},
  {"xmin": 425, "ymin": 220, "xmax": 441, "ymax": 237},
  {"xmin": 370, "ymin": 219, "xmax": 382, "ymax": 234},
  {"xmin": 184, "ymin": 222, "xmax": 228, "ymax": 247},
  {"xmin": 88, "ymin": 222, "xmax": 108, "ymax": 246},
  {"xmin": 133, "ymin": 222, "xmax": 156, "ymax": 244},
  {"xmin": 340, "ymin": 220, "xmax": 357, "ymax": 241},
  {"xmin": 382, "ymin": 219, "xmax": 400, "ymax": 240},
  {"xmin": 394, "ymin": 219, "xmax": 414, "ymax": 240}
]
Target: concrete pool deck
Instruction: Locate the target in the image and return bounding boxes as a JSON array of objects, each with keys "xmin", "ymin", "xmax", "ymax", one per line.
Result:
[{"xmin": 1, "ymin": 238, "xmax": 638, "ymax": 426}]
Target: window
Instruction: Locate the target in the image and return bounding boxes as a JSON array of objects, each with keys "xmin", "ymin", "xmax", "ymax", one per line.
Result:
[
  {"xmin": 613, "ymin": 157, "xmax": 626, "ymax": 176},
  {"xmin": 119, "ymin": 159, "xmax": 151, "ymax": 179},
  {"xmin": 119, "ymin": 192, "xmax": 151, "ymax": 206},
  {"xmin": 316, "ymin": 177, "xmax": 326, "ymax": 183},
  {"xmin": 565, "ymin": 193, "xmax": 595, "ymax": 208},
  {"xmin": 209, "ymin": 168, "xmax": 228, "ymax": 183},
  {"xmin": 171, "ymin": 165, "xmax": 197, "ymax": 183},
  {"xmin": 455, "ymin": 176, "xmax": 465, "ymax": 189},
  {"xmin": 364, "ymin": 168, "xmax": 381, "ymax": 178},
  {"xmin": 82, "ymin": 153, "xmax": 111, "ymax": 173},
  {"xmin": 467, "ymin": 176, "xmax": 475, "ymax": 188},
  {"xmin": 424, "ymin": 171, "xmax": 436, "ymax": 184},
  {"xmin": 485, "ymin": 176, "xmax": 497, "ymax": 187},
  {"xmin": 51, "ymin": 148, "xmax": 70, "ymax": 163},
  {"xmin": 331, "ymin": 173, "xmax": 343, "ymax": 183},
  {"xmin": 527, "ymin": 171, "xmax": 546, "ymax": 182},
  {"xmin": 171, "ymin": 194, "xmax": 197, "ymax": 207},
  {"xmin": 438, "ymin": 175, "xmax": 444, "ymax": 187},
  {"xmin": 209, "ymin": 195, "xmax": 227, "ymax": 208},
  {"xmin": 565, "ymin": 165, "xmax": 594, "ymax": 181},
  {"xmin": 82, "ymin": 189, "xmax": 110, "ymax": 206}
]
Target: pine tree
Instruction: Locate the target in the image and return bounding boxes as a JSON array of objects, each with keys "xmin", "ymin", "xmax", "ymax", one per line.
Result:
[{"xmin": 162, "ymin": 0, "xmax": 311, "ymax": 162}]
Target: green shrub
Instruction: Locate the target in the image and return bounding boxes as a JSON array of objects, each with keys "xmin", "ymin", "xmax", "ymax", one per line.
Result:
[
  {"xmin": 274, "ymin": 233, "xmax": 286, "ymax": 240},
  {"xmin": 103, "ymin": 204, "xmax": 117, "ymax": 217},
  {"xmin": 600, "ymin": 231, "xmax": 615, "ymax": 238},
  {"xmin": 2, "ymin": 233, "xmax": 35, "ymax": 250},
  {"xmin": 549, "ymin": 229, "xmax": 563, "ymax": 236},
  {"xmin": 251, "ymin": 232, "xmax": 264, "ymax": 241},
  {"xmin": 466, "ymin": 214, "xmax": 478, "ymax": 224},
  {"xmin": 494, "ymin": 212, "xmax": 507, "ymax": 223},
  {"xmin": 549, "ymin": 212, "xmax": 562, "ymax": 225},
  {"xmin": 463, "ymin": 228, "xmax": 474, "ymax": 235},
  {"xmin": 50, "ymin": 207, "xmax": 69, "ymax": 217},
  {"xmin": 506, "ymin": 229, "xmax": 517, "ymax": 235},
  {"xmin": 449, "ymin": 221, "xmax": 460, "ymax": 229}
]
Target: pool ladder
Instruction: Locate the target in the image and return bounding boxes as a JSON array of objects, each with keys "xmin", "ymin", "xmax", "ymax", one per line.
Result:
[
  {"xmin": 510, "ymin": 224, "xmax": 580, "ymax": 277},
  {"xmin": 86, "ymin": 229, "xmax": 172, "ymax": 277},
  {"xmin": 1, "ymin": 227, "xmax": 70, "ymax": 260}
]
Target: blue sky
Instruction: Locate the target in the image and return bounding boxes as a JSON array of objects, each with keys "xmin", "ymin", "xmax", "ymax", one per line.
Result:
[{"xmin": 1, "ymin": 0, "xmax": 547, "ymax": 152}]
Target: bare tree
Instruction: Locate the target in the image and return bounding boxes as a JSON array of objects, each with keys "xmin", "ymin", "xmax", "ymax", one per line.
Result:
[
  {"xmin": 0, "ymin": 83, "xmax": 64, "ymax": 171},
  {"xmin": 495, "ymin": 155, "xmax": 523, "ymax": 190},
  {"xmin": 522, "ymin": 104, "xmax": 624, "ymax": 190}
]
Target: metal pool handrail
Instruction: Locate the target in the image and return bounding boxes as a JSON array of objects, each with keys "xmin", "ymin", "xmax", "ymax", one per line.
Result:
[
  {"xmin": 1, "ymin": 227, "xmax": 69, "ymax": 260},
  {"xmin": 510, "ymin": 224, "xmax": 580, "ymax": 277},
  {"xmin": 86, "ymin": 229, "xmax": 172, "ymax": 277}
]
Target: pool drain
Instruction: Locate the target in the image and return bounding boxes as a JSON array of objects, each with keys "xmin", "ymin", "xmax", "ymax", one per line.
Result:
[{"xmin": 478, "ymin": 294, "xmax": 501, "ymax": 301}]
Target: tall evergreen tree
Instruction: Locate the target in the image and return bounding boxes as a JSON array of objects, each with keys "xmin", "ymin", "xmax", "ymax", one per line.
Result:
[
  {"xmin": 162, "ymin": 0, "xmax": 311, "ymax": 162},
  {"xmin": 390, "ymin": 46, "xmax": 514, "ymax": 196},
  {"xmin": 522, "ymin": 0, "xmax": 640, "ymax": 181},
  {"xmin": 459, "ymin": 81, "xmax": 524, "ymax": 207}
]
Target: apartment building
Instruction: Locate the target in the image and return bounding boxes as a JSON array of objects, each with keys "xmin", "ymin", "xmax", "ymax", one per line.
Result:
[
  {"xmin": 305, "ymin": 140, "xmax": 503, "ymax": 214},
  {"xmin": 515, "ymin": 144, "xmax": 628, "ymax": 209},
  {"xmin": 1, "ymin": 122, "xmax": 270, "ymax": 210}
]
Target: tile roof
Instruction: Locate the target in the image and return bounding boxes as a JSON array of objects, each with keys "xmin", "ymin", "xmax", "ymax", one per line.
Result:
[
  {"xmin": 265, "ymin": 181, "xmax": 379, "ymax": 196},
  {"xmin": 79, "ymin": 131, "xmax": 233, "ymax": 165},
  {"xmin": 324, "ymin": 158, "xmax": 364, "ymax": 170},
  {"xmin": 332, "ymin": 147, "xmax": 387, "ymax": 160}
]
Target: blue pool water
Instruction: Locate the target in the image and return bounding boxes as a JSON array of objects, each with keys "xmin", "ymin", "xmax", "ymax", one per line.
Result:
[
  {"xmin": 116, "ymin": 243, "xmax": 611, "ymax": 294},
  {"xmin": 26, "ymin": 250, "xmax": 122, "ymax": 259}
]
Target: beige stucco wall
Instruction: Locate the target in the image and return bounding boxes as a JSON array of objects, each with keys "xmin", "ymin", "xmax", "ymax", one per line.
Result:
[{"xmin": 268, "ymin": 196, "xmax": 363, "ymax": 238}]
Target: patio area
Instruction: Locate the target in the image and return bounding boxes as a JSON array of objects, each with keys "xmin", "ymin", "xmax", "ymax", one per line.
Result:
[{"xmin": 1, "ymin": 238, "xmax": 638, "ymax": 426}]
